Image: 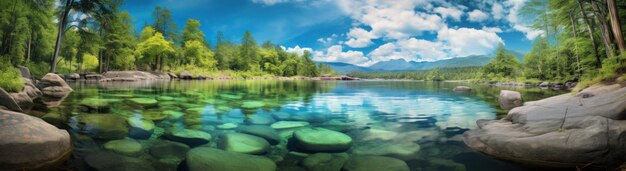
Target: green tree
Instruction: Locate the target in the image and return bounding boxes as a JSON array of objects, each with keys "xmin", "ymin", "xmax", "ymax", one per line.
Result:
[
  {"xmin": 182, "ymin": 19, "xmax": 208, "ymax": 47},
  {"xmin": 238, "ymin": 31, "xmax": 259, "ymax": 71},
  {"xmin": 482, "ymin": 44, "xmax": 521, "ymax": 80},
  {"xmin": 184, "ymin": 40, "xmax": 216, "ymax": 69},
  {"xmin": 152, "ymin": 6, "xmax": 179, "ymax": 44},
  {"xmin": 137, "ymin": 32, "xmax": 175, "ymax": 71}
]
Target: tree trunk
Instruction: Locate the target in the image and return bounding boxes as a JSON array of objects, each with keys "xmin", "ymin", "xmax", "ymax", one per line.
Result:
[
  {"xmin": 591, "ymin": 0, "xmax": 615, "ymax": 58},
  {"xmin": 25, "ymin": 31, "xmax": 32, "ymax": 64},
  {"xmin": 607, "ymin": 0, "xmax": 625, "ymax": 55},
  {"xmin": 51, "ymin": 0, "xmax": 74, "ymax": 73},
  {"xmin": 578, "ymin": 0, "xmax": 602, "ymax": 68},
  {"xmin": 569, "ymin": 11, "xmax": 581, "ymax": 76}
]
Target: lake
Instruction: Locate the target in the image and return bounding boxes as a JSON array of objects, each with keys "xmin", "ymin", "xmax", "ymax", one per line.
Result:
[{"xmin": 28, "ymin": 80, "xmax": 567, "ymax": 171}]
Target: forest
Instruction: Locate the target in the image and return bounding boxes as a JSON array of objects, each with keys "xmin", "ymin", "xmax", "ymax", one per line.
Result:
[
  {"xmin": 351, "ymin": 0, "xmax": 626, "ymax": 88},
  {"xmin": 0, "ymin": 0, "xmax": 331, "ymax": 92}
]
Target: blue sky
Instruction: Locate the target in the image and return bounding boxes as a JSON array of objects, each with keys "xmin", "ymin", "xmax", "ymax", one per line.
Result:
[{"xmin": 121, "ymin": 0, "xmax": 542, "ymax": 66}]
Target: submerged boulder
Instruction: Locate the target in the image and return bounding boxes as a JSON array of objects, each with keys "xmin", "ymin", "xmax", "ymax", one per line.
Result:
[
  {"xmin": 342, "ymin": 156, "xmax": 410, "ymax": 171},
  {"xmin": 84, "ymin": 151, "xmax": 155, "ymax": 171},
  {"xmin": 128, "ymin": 98, "xmax": 158, "ymax": 108},
  {"xmin": 103, "ymin": 139, "xmax": 143, "ymax": 156},
  {"xmin": 186, "ymin": 147, "xmax": 276, "ymax": 171},
  {"xmin": 292, "ymin": 127, "xmax": 352, "ymax": 152},
  {"xmin": 218, "ymin": 133, "xmax": 270, "ymax": 155},
  {"xmin": 236, "ymin": 125, "xmax": 281, "ymax": 145},
  {"xmin": 149, "ymin": 140, "xmax": 190, "ymax": 170},
  {"xmin": 464, "ymin": 83, "xmax": 626, "ymax": 168},
  {"xmin": 498, "ymin": 90, "xmax": 523, "ymax": 110},
  {"xmin": 301, "ymin": 153, "xmax": 349, "ymax": 171},
  {"xmin": 78, "ymin": 114, "xmax": 129, "ymax": 140},
  {"xmin": 127, "ymin": 117, "xmax": 155, "ymax": 139},
  {"xmin": 164, "ymin": 129, "xmax": 212, "ymax": 147},
  {"xmin": 0, "ymin": 109, "xmax": 72, "ymax": 170}
]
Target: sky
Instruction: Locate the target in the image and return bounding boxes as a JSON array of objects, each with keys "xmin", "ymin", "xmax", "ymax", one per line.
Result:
[{"xmin": 121, "ymin": 0, "xmax": 543, "ymax": 66}]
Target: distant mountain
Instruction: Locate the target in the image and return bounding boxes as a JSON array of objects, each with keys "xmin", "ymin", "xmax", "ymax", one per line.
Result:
[
  {"xmin": 317, "ymin": 62, "xmax": 372, "ymax": 73},
  {"xmin": 320, "ymin": 49, "xmax": 527, "ymax": 73},
  {"xmin": 368, "ymin": 55, "xmax": 493, "ymax": 71}
]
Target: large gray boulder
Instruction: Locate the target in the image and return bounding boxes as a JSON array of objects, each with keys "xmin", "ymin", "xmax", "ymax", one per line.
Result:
[
  {"xmin": 498, "ymin": 90, "xmax": 523, "ymax": 110},
  {"xmin": 186, "ymin": 147, "xmax": 276, "ymax": 171},
  {"xmin": 0, "ymin": 88, "xmax": 23, "ymax": 112},
  {"xmin": 0, "ymin": 109, "xmax": 72, "ymax": 170},
  {"xmin": 102, "ymin": 71, "xmax": 169, "ymax": 81},
  {"xmin": 236, "ymin": 125, "xmax": 281, "ymax": 145},
  {"xmin": 36, "ymin": 73, "xmax": 73, "ymax": 97},
  {"xmin": 464, "ymin": 83, "xmax": 626, "ymax": 168},
  {"xmin": 66, "ymin": 73, "xmax": 80, "ymax": 80}
]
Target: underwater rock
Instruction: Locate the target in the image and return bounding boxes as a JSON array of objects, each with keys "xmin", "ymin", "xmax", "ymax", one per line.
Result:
[
  {"xmin": 219, "ymin": 93, "xmax": 243, "ymax": 100},
  {"xmin": 271, "ymin": 121, "xmax": 310, "ymax": 130},
  {"xmin": 79, "ymin": 98, "xmax": 120, "ymax": 113},
  {"xmin": 217, "ymin": 123, "xmax": 238, "ymax": 130},
  {"xmin": 464, "ymin": 83, "xmax": 626, "ymax": 168},
  {"xmin": 103, "ymin": 138, "xmax": 143, "ymax": 156},
  {"xmin": 149, "ymin": 140, "xmax": 190, "ymax": 169},
  {"xmin": 157, "ymin": 96, "xmax": 174, "ymax": 101},
  {"xmin": 498, "ymin": 90, "xmax": 523, "ymax": 110},
  {"xmin": 245, "ymin": 114, "xmax": 276, "ymax": 125},
  {"xmin": 425, "ymin": 158, "xmax": 467, "ymax": 171},
  {"xmin": 301, "ymin": 153, "xmax": 349, "ymax": 171},
  {"xmin": 0, "ymin": 109, "xmax": 72, "ymax": 170},
  {"xmin": 127, "ymin": 117, "xmax": 155, "ymax": 139},
  {"xmin": 351, "ymin": 141, "xmax": 420, "ymax": 161},
  {"xmin": 271, "ymin": 112, "xmax": 291, "ymax": 120},
  {"xmin": 292, "ymin": 128, "xmax": 352, "ymax": 152},
  {"xmin": 140, "ymin": 111, "xmax": 168, "ymax": 121},
  {"xmin": 241, "ymin": 101, "xmax": 266, "ymax": 109},
  {"xmin": 163, "ymin": 110, "xmax": 184, "ymax": 119},
  {"xmin": 236, "ymin": 125, "xmax": 281, "ymax": 145},
  {"xmin": 318, "ymin": 120, "xmax": 355, "ymax": 133},
  {"xmin": 186, "ymin": 147, "xmax": 276, "ymax": 171},
  {"xmin": 78, "ymin": 114, "xmax": 129, "ymax": 140},
  {"xmin": 453, "ymin": 86, "xmax": 472, "ymax": 92},
  {"xmin": 37, "ymin": 73, "xmax": 73, "ymax": 97},
  {"xmin": 129, "ymin": 98, "xmax": 158, "ymax": 108},
  {"xmin": 341, "ymin": 156, "xmax": 409, "ymax": 171},
  {"xmin": 41, "ymin": 110, "xmax": 68, "ymax": 128},
  {"xmin": 84, "ymin": 151, "xmax": 155, "ymax": 171},
  {"xmin": 164, "ymin": 128, "xmax": 212, "ymax": 147},
  {"xmin": 218, "ymin": 133, "xmax": 270, "ymax": 155}
]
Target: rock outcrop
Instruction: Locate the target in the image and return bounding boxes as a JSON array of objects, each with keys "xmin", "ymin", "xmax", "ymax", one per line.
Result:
[
  {"xmin": 102, "ymin": 71, "xmax": 172, "ymax": 81},
  {"xmin": 0, "ymin": 109, "xmax": 72, "ymax": 170},
  {"xmin": 498, "ymin": 90, "xmax": 523, "ymax": 110},
  {"xmin": 36, "ymin": 73, "xmax": 73, "ymax": 97},
  {"xmin": 464, "ymin": 83, "xmax": 626, "ymax": 168}
]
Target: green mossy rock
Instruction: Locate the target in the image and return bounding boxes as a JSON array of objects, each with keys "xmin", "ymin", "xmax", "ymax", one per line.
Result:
[
  {"xmin": 241, "ymin": 101, "xmax": 266, "ymax": 109},
  {"xmin": 163, "ymin": 110, "xmax": 185, "ymax": 119},
  {"xmin": 79, "ymin": 98, "xmax": 121, "ymax": 113},
  {"xmin": 218, "ymin": 133, "xmax": 270, "ymax": 155},
  {"xmin": 236, "ymin": 125, "xmax": 281, "ymax": 145},
  {"xmin": 127, "ymin": 117, "xmax": 155, "ymax": 139},
  {"xmin": 351, "ymin": 142, "xmax": 420, "ymax": 160},
  {"xmin": 84, "ymin": 151, "xmax": 155, "ymax": 171},
  {"xmin": 164, "ymin": 129, "xmax": 212, "ymax": 147},
  {"xmin": 271, "ymin": 121, "xmax": 310, "ymax": 130},
  {"xmin": 103, "ymin": 139, "xmax": 143, "ymax": 156},
  {"xmin": 342, "ymin": 156, "xmax": 409, "ymax": 171},
  {"xmin": 292, "ymin": 128, "xmax": 352, "ymax": 152},
  {"xmin": 128, "ymin": 98, "xmax": 158, "ymax": 108},
  {"xmin": 301, "ymin": 153, "xmax": 349, "ymax": 171},
  {"xmin": 157, "ymin": 96, "xmax": 174, "ymax": 101},
  {"xmin": 219, "ymin": 94, "xmax": 242, "ymax": 100},
  {"xmin": 140, "ymin": 111, "xmax": 168, "ymax": 121},
  {"xmin": 186, "ymin": 147, "xmax": 276, "ymax": 171},
  {"xmin": 149, "ymin": 140, "xmax": 190, "ymax": 169},
  {"xmin": 217, "ymin": 123, "xmax": 238, "ymax": 130},
  {"xmin": 78, "ymin": 114, "xmax": 129, "ymax": 140}
]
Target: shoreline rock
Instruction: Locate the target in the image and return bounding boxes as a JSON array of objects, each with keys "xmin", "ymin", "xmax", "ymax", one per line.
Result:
[{"xmin": 464, "ymin": 82, "xmax": 626, "ymax": 168}]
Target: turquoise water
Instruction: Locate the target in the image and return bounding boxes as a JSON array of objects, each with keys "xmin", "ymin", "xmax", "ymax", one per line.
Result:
[{"xmin": 30, "ymin": 80, "xmax": 567, "ymax": 171}]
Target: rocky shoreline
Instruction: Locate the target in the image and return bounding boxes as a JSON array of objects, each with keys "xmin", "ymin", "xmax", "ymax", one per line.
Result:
[
  {"xmin": 62, "ymin": 70, "xmax": 361, "ymax": 82},
  {"xmin": 463, "ymin": 80, "xmax": 626, "ymax": 169}
]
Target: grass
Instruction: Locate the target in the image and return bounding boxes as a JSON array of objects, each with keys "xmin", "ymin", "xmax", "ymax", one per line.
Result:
[
  {"xmin": 573, "ymin": 54, "xmax": 626, "ymax": 92},
  {"xmin": 0, "ymin": 63, "xmax": 24, "ymax": 92}
]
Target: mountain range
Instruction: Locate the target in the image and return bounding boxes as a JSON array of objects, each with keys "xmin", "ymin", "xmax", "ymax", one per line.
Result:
[{"xmin": 319, "ymin": 50, "xmax": 526, "ymax": 73}]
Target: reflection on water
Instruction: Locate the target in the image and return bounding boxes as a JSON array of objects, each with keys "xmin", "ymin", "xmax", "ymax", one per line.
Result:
[{"xmin": 28, "ymin": 80, "xmax": 566, "ymax": 171}]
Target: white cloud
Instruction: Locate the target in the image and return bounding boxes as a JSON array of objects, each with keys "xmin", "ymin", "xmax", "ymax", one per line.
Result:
[
  {"xmin": 491, "ymin": 3, "xmax": 505, "ymax": 20},
  {"xmin": 251, "ymin": 0, "xmax": 304, "ymax": 6},
  {"xmin": 345, "ymin": 27, "xmax": 377, "ymax": 48},
  {"xmin": 281, "ymin": 45, "xmax": 313, "ymax": 56},
  {"xmin": 504, "ymin": 0, "xmax": 544, "ymax": 39},
  {"xmin": 434, "ymin": 7, "xmax": 463, "ymax": 21},
  {"xmin": 369, "ymin": 38, "xmax": 448, "ymax": 63},
  {"xmin": 467, "ymin": 9, "xmax": 488, "ymax": 22},
  {"xmin": 313, "ymin": 45, "xmax": 371, "ymax": 66},
  {"xmin": 437, "ymin": 27, "xmax": 504, "ymax": 57}
]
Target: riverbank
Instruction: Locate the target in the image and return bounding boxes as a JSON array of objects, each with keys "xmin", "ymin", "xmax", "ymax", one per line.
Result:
[{"xmin": 463, "ymin": 76, "xmax": 626, "ymax": 169}]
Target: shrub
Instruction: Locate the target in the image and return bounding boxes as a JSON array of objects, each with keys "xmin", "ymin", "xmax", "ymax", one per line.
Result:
[{"xmin": 0, "ymin": 62, "xmax": 24, "ymax": 92}]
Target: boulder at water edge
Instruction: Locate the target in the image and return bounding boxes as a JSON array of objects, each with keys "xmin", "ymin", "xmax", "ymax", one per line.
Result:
[
  {"xmin": 236, "ymin": 125, "xmax": 281, "ymax": 145},
  {"xmin": 186, "ymin": 147, "xmax": 276, "ymax": 171},
  {"xmin": 36, "ymin": 73, "xmax": 73, "ymax": 97},
  {"xmin": 0, "ymin": 88, "xmax": 23, "ymax": 112},
  {"xmin": 341, "ymin": 156, "xmax": 410, "ymax": 171},
  {"xmin": 0, "ymin": 109, "xmax": 72, "ymax": 170},
  {"xmin": 292, "ymin": 127, "xmax": 352, "ymax": 152},
  {"xmin": 498, "ymin": 90, "xmax": 523, "ymax": 110},
  {"xmin": 218, "ymin": 133, "xmax": 270, "ymax": 155},
  {"xmin": 453, "ymin": 86, "xmax": 472, "ymax": 92},
  {"xmin": 464, "ymin": 83, "xmax": 626, "ymax": 168}
]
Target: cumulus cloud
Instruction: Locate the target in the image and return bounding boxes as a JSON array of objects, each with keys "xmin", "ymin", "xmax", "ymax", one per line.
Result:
[
  {"xmin": 434, "ymin": 6, "xmax": 463, "ymax": 21},
  {"xmin": 504, "ymin": 0, "xmax": 544, "ymax": 39},
  {"xmin": 491, "ymin": 3, "xmax": 505, "ymax": 20},
  {"xmin": 468, "ymin": 9, "xmax": 488, "ymax": 22},
  {"xmin": 281, "ymin": 45, "xmax": 313, "ymax": 56},
  {"xmin": 369, "ymin": 38, "xmax": 448, "ymax": 62},
  {"xmin": 345, "ymin": 27, "xmax": 377, "ymax": 48},
  {"xmin": 313, "ymin": 45, "xmax": 371, "ymax": 66},
  {"xmin": 437, "ymin": 27, "xmax": 504, "ymax": 57},
  {"xmin": 251, "ymin": 0, "xmax": 305, "ymax": 6}
]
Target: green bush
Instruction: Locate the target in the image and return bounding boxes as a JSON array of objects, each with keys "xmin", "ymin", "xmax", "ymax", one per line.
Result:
[{"xmin": 0, "ymin": 63, "xmax": 24, "ymax": 92}]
